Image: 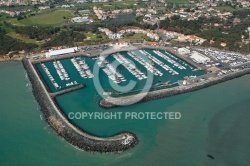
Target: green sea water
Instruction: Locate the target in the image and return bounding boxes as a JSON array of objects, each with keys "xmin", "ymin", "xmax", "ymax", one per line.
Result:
[{"xmin": 1, "ymin": 62, "xmax": 250, "ymax": 166}]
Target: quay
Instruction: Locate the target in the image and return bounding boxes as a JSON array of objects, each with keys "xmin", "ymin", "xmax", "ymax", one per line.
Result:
[
  {"xmin": 49, "ymin": 84, "xmax": 85, "ymax": 98},
  {"xmin": 31, "ymin": 52, "xmax": 93, "ymax": 64},
  {"xmin": 30, "ymin": 44, "xmax": 202, "ymax": 71}
]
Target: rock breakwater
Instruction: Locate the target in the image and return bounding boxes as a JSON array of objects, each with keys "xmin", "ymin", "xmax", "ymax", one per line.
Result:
[{"xmin": 22, "ymin": 57, "xmax": 138, "ymax": 153}]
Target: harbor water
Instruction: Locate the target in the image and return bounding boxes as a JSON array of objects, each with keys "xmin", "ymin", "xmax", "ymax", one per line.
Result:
[{"xmin": 1, "ymin": 59, "xmax": 250, "ymax": 165}]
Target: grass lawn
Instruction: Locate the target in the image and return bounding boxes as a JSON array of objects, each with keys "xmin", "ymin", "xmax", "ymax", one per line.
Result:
[
  {"xmin": 123, "ymin": 33, "xmax": 151, "ymax": 41},
  {"xmin": 85, "ymin": 32, "xmax": 98, "ymax": 40},
  {"xmin": 85, "ymin": 32, "xmax": 109, "ymax": 41},
  {"xmin": 83, "ymin": 32, "xmax": 110, "ymax": 45},
  {"xmin": 216, "ymin": 6, "xmax": 236, "ymax": 12},
  {"xmin": 7, "ymin": 32, "xmax": 44, "ymax": 45},
  {"xmin": 165, "ymin": 0, "xmax": 190, "ymax": 4},
  {"xmin": 7, "ymin": 9, "xmax": 73, "ymax": 26},
  {"xmin": 75, "ymin": 0, "xmax": 138, "ymax": 10},
  {"xmin": 78, "ymin": 10, "xmax": 90, "ymax": 15}
]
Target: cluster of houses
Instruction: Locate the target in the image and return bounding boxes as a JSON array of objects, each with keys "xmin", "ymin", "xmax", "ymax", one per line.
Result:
[
  {"xmin": 93, "ymin": 6, "xmax": 158, "ymax": 20},
  {"xmin": 136, "ymin": 8, "xmax": 158, "ymax": 16},
  {"xmin": 0, "ymin": 9, "xmax": 29, "ymax": 17},
  {"xmin": 165, "ymin": 6, "xmax": 233, "ymax": 22},
  {"xmin": 98, "ymin": 27, "xmax": 160, "ymax": 41},
  {"xmin": 0, "ymin": 0, "xmax": 48, "ymax": 6},
  {"xmin": 93, "ymin": 6, "xmax": 108, "ymax": 20},
  {"xmin": 191, "ymin": 0, "xmax": 250, "ymax": 8},
  {"xmin": 120, "ymin": 27, "xmax": 159, "ymax": 41},
  {"xmin": 98, "ymin": 26, "xmax": 208, "ymax": 45},
  {"xmin": 237, "ymin": 0, "xmax": 250, "ymax": 7},
  {"xmin": 98, "ymin": 27, "xmax": 123, "ymax": 39},
  {"xmin": 111, "ymin": 9, "xmax": 133, "ymax": 15},
  {"xmin": 143, "ymin": 14, "xmax": 159, "ymax": 25},
  {"xmin": 159, "ymin": 29, "xmax": 206, "ymax": 45}
]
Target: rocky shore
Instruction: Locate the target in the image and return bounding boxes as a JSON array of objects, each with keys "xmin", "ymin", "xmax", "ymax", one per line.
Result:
[
  {"xmin": 100, "ymin": 68, "xmax": 250, "ymax": 108},
  {"xmin": 22, "ymin": 57, "xmax": 138, "ymax": 153}
]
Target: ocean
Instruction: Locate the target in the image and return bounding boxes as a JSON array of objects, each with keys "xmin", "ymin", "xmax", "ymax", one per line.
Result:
[{"xmin": 0, "ymin": 61, "xmax": 250, "ymax": 166}]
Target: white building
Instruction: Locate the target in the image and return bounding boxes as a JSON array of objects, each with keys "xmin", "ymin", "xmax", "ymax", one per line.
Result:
[
  {"xmin": 71, "ymin": 17, "xmax": 89, "ymax": 23},
  {"xmin": 45, "ymin": 47, "xmax": 79, "ymax": 58},
  {"xmin": 178, "ymin": 48, "xmax": 191, "ymax": 55},
  {"xmin": 190, "ymin": 51, "xmax": 210, "ymax": 64}
]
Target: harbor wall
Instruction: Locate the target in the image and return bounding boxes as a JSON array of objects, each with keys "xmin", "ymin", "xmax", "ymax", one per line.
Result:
[
  {"xmin": 49, "ymin": 85, "xmax": 85, "ymax": 98},
  {"xmin": 100, "ymin": 68, "xmax": 250, "ymax": 108},
  {"xmin": 22, "ymin": 57, "xmax": 138, "ymax": 153}
]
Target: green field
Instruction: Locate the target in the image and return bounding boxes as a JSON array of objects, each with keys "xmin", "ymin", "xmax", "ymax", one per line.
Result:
[
  {"xmin": 82, "ymin": 32, "xmax": 110, "ymax": 45},
  {"xmin": 78, "ymin": 10, "xmax": 90, "ymax": 16},
  {"xmin": 165, "ymin": 0, "xmax": 190, "ymax": 4},
  {"xmin": 123, "ymin": 33, "xmax": 151, "ymax": 41},
  {"xmin": 216, "ymin": 6, "xmax": 236, "ymax": 12},
  {"xmin": 7, "ymin": 32, "xmax": 44, "ymax": 45},
  {"xmin": 74, "ymin": 0, "xmax": 140, "ymax": 10},
  {"xmin": 85, "ymin": 32, "xmax": 108, "ymax": 41},
  {"xmin": 7, "ymin": 10, "xmax": 73, "ymax": 26}
]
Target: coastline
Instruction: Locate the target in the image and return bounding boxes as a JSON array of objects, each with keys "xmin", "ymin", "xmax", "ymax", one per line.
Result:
[
  {"xmin": 22, "ymin": 57, "xmax": 138, "ymax": 153},
  {"xmin": 0, "ymin": 54, "xmax": 27, "ymax": 63}
]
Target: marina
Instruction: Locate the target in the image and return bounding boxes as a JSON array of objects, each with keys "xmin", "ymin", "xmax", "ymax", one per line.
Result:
[
  {"xmin": 127, "ymin": 51, "xmax": 163, "ymax": 76},
  {"xmin": 164, "ymin": 50, "xmax": 194, "ymax": 70},
  {"xmin": 153, "ymin": 50, "xmax": 186, "ymax": 70},
  {"xmin": 21, "ymin": 43, "xmax": 250, "ymax": 156},
  {"xmin": 138, "ymin": 50, "xmax": 179, "ymax": 75},
  {"xmin": 53, "ymin": 60, "xmax": 70, "ymax": 81},
  {"xmin": 113, "ymin": 53, "xmax": 147, "ymax": 80},
  {"xmin": 97, "ymin": 56, "xmax": 126, "ymax": 84},
  {"xmin": 35, "ymin": 48, "xmax": 207, "ymax": 95},
  {"xmin": 41, "ymin": 63, "xmax": 61, "ymax": 90},
  {"xmin": 71, "ymin": 57, "xmax": 94, "ymax": 79}
]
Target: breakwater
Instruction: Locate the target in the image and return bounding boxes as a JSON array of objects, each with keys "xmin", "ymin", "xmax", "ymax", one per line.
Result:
[
  {"xmin": 100, "ymin": 68, "xmax": 250, "ymax": 108},
  {"xmin": 22, "ymin": 57, "xmax": 138, "ymax": 153},
  {"xmin": 49, "ymin": 85, "xmax": 85, "ymax": 98}
]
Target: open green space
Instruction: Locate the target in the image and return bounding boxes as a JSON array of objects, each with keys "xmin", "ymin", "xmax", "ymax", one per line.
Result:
[
  {"xmin": 7, "ymin": 32, "xmax": 44, "ymax": 45},
  {"xmin": 216, "ymin": 6, "xmax": 236, "ymax": 12},
  {"xmin": 78, "ymin": 10, "xmax": 90, "ymax": 16},
  {"xmin": 82, "ymin": 32, "xmax": 110, "ymax": 45},
  {"xmin": 74, "ymin": 0, "xmax": 140, "ymax": 10},
  {"xmin": 123, "ymin": 33, "xmax": 151, "ymax": 41},
  {"xmin": 85, "ymin": 32, "xmax": 108, "ymax": 41},
  {"xmin": 165, "ymin": 0, "xmax": 190, "ymax": 4},
  {"xmin": 7, "ymin": 9, "xmax": 73, "ymax": 26}
]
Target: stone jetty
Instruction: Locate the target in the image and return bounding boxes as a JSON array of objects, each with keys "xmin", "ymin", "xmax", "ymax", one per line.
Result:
[{"xmin": 49, "ymin": 85, "xmax": 85, "ymax": 98}]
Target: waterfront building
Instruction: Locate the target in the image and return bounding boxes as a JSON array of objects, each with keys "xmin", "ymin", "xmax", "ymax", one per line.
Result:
[
  {"xmin": 178, "ymin": 48, "xmax": 191, "ymax": 55},
  {"xmin": 45, "ymin": 47, "xmax": 79, "ymax": 58},
  {"xmin": 71, "ymin": 17, "xmax": 89, "ymax": 23},
  {"xmin": 190, "ymin": 51, "xmax": 211, "ymax": 64}
]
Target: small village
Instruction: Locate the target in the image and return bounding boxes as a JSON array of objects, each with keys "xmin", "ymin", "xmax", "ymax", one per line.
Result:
[{"xmin": 0, "ymin": 0, "xmax": 250, "ymax": 60}]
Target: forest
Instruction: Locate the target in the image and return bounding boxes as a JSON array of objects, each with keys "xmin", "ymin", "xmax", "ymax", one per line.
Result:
[{"xmin": 0, "ymin": 29, "xmax": 37, "ymax": 55}]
